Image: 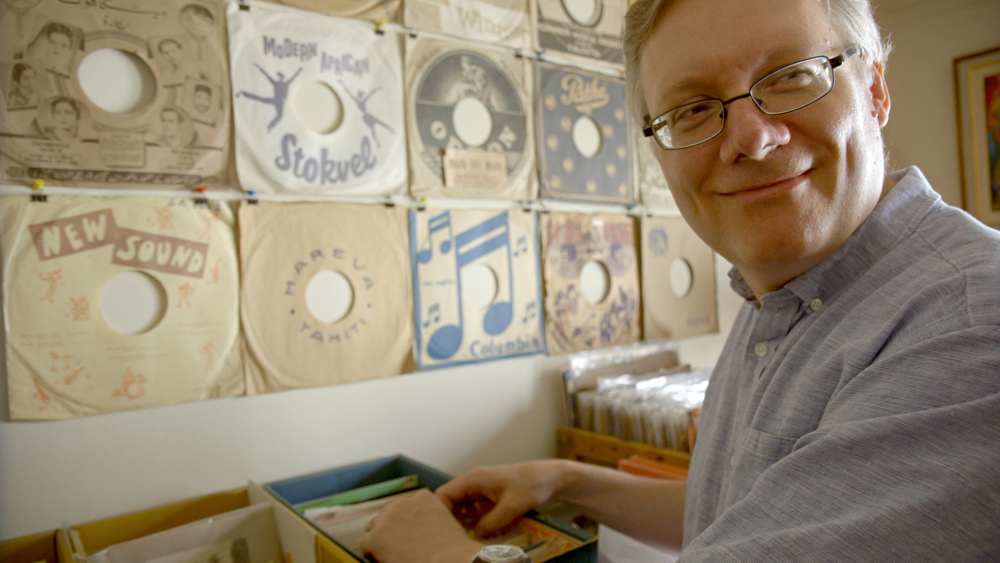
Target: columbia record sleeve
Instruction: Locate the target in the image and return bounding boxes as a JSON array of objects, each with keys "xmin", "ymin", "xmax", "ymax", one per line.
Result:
[
  {"xmin": 239, "ymin": 201, "xmax": 414, "ymax": 394},
  {"xmin": 536, "ymin": 62, "xmax": 631, "ymax": 204},
  {"xmin": 0, "ymin": 195, "xmax": 242, "ymax": 420},
  {"xmin": 405, "ymin": 36, "xmax": 536, "ymax": 200},
  {"xmin": 404, "ymin": 0, "xmax": 530, "ymax": 50},
  {"xmin": 635, "ymin": 126, "xmax": 676, "ymax": 210},
  {"xmin": 0, "ymin": 0, "xmax": 231, "ymax": 187},
  {"xmin": 532, "ymin": 0, "xmax": 625, "ymax": 68},
  {"xmin": 540, "ymin": 212, "xmax": 640, "ymax": 355},
  {"xmin": 641, "ymin": 215, "xmax": 718, "ymax": 340},
  {"xmin": 411, "ymin": 207, "xmax": 545, "ymax": 368},
  {"xmin": 258, "ymin": 0, "xmax": 401, "ymax": 23},
  {"xmin": 228, "ymin": 2, "xmax": 406, "ymax": 195}
]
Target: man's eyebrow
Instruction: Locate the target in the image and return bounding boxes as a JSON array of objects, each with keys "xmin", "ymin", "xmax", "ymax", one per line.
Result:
[{"xmin": 653, "ymin": 44, "xmax": 830, "ymax": 106}]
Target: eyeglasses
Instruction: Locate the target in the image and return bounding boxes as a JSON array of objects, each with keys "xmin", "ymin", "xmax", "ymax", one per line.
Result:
[{"xmin": 642, "ymin": 44, "xmax": 861, "ymax": 150}]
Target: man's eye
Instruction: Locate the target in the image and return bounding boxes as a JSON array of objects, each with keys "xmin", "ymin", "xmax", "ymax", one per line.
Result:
[
  {"xmin": 672, "ymin": 102, "xmax": 714, "ymax": 124},
  {"xmin": 761, "ymin": 63, "xmax": 824, "ymax": 92}
]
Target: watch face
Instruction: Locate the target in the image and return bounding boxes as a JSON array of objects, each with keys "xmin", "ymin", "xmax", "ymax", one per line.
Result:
[{"xmin": 476, "ymin": 544, "xmax": 528, "ymax": 563}]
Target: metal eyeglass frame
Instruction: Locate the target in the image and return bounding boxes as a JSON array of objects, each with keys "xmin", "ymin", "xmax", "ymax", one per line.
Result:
[{"xmin": 642, "ymin": 44, "xmax": 862, "ymax": 150}]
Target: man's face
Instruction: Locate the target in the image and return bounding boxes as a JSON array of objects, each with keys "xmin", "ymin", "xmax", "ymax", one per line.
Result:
[
  {"xmin": 160, "ymin": 42, "xmax": 182, "ymax": 68},
  {"xmin": 161, "ymin": 111, "xmax": 179, "ymax": 134},
  {"xmin": 193, "ymin": 90, "xmax": 210, "ymax": 112},
  {"xmin": 639, "ymin": 0, "xmax": 890, "ymax": 294},
  {"xmin": 52, "ymin": 100, "xmax": 76, "ymax": 128},
  {"xmin": 16, "ymin": 67, "xmax": 35, "ymax": 94},
  {"xmin": 47, "ymin": 31, "xmax": 71, "ymax": 58}
]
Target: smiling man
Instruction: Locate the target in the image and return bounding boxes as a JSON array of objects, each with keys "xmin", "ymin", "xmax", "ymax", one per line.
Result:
[{"xmin": 359, "ymin": 1, "xmax": 1000, "ymax": 561}]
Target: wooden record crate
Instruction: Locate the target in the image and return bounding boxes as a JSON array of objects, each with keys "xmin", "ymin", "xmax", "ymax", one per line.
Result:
[{"xmin": 556, "ymin": 427, "xmax": 691, "ymax": 470}]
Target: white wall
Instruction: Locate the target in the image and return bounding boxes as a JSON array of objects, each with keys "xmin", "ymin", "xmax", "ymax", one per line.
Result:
[
  {"xmin": 4, "ymin": 0, "xmax": 998, "ymax": 542},
  {"xmin": 877, "ymin": 0, "xmax": 1000, "ymax": 206}
]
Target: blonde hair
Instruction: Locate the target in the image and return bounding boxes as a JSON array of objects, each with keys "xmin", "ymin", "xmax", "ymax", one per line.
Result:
[{"xmin": 622, "ymin": 0, "xmax": 892, "ymax": 125}]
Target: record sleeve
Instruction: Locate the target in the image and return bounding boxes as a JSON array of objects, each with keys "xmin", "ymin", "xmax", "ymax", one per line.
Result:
[
  {"xmin": 228, "ymin": 1, "xmax": 407, "ymax": 195},
  {"xmin": 634, "ymin": 126, "xmax": 676, "ymax": 210},
  {"xmin": 640, "ymin": 215, "xmax": 718, "ymax": 340},
  {"xmin": 405, "ymin": 36, "xmax": 536, "ymax": 200},
  {"xmin": 536, "ymin": 61, "xmax": 631, "ymax": 204},
  {"xmin": 0, "ymin": 194, "xmax": 243, "ymax": 420},
  {"xmin": 239, "ymin": 201, "xmax": 414, "ymax": 393},
  {"xmin": 0, "ymin": 0, "xmax": 231, "ymax": 187},
  {"xmin": 540, "ymin": 212, "xmax": 640, "ymax": 355},
  {"xmin": 532, "ymin": 0, "xmax": 625, "ymax": 69},
  {"xmin": 258, "ymin": 0, "xmax": 401, "ymax": 23},
  {"xmin": 404, "ymin": 0, "xmax": 531, "ymax": 50},
  {"xmin": 410, "ymin": 207, "xmax": 545, "ymax": 368}
]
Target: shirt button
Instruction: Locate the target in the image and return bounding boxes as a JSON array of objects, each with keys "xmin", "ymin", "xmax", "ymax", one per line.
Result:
[
  {"xmin": 754, "ymin": 342, "xmax": 769, "ymax": 357},
  {"xmin": 809, "ymin": 298, "xmax": 823, "ymax": 311}
]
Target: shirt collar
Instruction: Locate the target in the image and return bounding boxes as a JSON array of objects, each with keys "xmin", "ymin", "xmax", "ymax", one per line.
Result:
[{"xmin": 728, "ymin": 166, "xmax": 940, "ymax": 305}]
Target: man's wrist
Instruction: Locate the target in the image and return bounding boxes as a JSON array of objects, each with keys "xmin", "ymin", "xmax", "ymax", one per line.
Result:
[{"xmin": 430, "ymin": 538, "xmax": 482, "ymax": 563}]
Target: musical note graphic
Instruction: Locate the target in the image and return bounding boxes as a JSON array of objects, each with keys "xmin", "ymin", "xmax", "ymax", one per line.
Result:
[
  {"xmin": 426, "ymin": 212, "xmax": 515, "ymax": 360},
  {"xmin": 417, "ymin": 211, "xmax": 454, "ymax": 264},
  {"xmin": 513, "ymin": 235, "xmax": 529, "ymax": 257},
  {"xmin": 422, "ymin": 303, "xmax": 442, "ymax": 328},
  {"xmin": 521, "ymin": 301, "xmax": 537, "ymax": 323}
]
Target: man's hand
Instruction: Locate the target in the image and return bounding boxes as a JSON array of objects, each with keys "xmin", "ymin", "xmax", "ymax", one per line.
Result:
[
  {"xmin": 360, "ymin": 489, "xmax": 482, "ymax": 563},
  {"xmin": 436, "ymin": 460, "xmax": 570, "ymax": 538}
]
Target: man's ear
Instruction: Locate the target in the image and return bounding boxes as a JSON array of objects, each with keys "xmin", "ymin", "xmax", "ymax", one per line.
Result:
[{"xmin": 869, "ymin": 61, "xmax": 891, "ymax": 128}]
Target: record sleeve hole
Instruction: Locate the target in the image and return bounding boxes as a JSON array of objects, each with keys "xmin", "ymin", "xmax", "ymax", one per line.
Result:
[
  {"xmin": 670, "ymin": 258, "xmax": 694, "ymax": 298},
  {"xmin": 460, "ymin": 263, "xmax": 498, "ymax": 309},
  {"xmin": 100, "ymin": 271, "xmax": 167, "ymax": 335},
  {"xmin": 78, "ymin": 48, "xmax": 157, "ymax": 114},
  {"xmin": 294, "ymin": 81, "xmax": 344, "ymax": 135},
  {"xmin": 452, "ymin": 97, "xmax": 493, "ymax": 147},
  {"xmin": 562, "ymin": 0, "xmax": 600, "ymax": 26},
  {"xmin": 305, "ymin": 269, "xmax": 353, "ymax": 324},
  {"xmin": 572, "ymin": 116, "xmax": 602, "ymax": 158},
  {"xmin": 580, "ymin": 260, "xmax": 610, "ymax": 305}
]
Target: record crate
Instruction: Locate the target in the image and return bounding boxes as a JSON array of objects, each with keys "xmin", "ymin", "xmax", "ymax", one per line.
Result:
[
  {"xmin": 0, "ymin": 529, "xmax": 59, "ymax": 563},
  {"xmin": 556, "ymin": 427, "xmax": 691, "ymax": 471}
]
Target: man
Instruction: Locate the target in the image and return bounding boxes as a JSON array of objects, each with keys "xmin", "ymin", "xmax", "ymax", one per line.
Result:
[
  {"xmin": 7, "ymin": 62, "xmax": 37, "ymax": 108},
  {"xmin": 156, "ymin": 107, "xmax": 188, "ymax": 148},
  {"xmin": 157, "ymin": 38, "xmax": 186, "ymax": 86},
  {"xmin": 361, "ymin": 0, "xmax": 1000, "ymax": 561},
  {"xmin": 192, "ymin": 84, "xmax": 213, "ymax": 115}
]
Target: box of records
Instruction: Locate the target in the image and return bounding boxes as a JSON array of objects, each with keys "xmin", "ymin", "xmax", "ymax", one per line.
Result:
[
  {"xmin": 0, "ymin": 529, "xmax": 59, "ymax": 563},
  {"xmin": 265, "ymin": 455, "xmax": 598, "ymax": 562},
  {"xmin": 54, "ymin": 484, "xmax": 345, "ymax": 563}
]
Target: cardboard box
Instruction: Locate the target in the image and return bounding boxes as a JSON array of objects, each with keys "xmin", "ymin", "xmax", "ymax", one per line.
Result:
[
  {"xmin": 265, "ymin": 455, "xmax": 597, "ymax": 563},
  {"xmin": 556, "ymin": 427, "xmax": 691, "ymax": 470},
  {"xmin": 54, "ymin": 484, "xmax": 345, "ymax": 563},
  {"xmin": 1, "ymin": 529, "xmax": 59, "ymax": 563}
]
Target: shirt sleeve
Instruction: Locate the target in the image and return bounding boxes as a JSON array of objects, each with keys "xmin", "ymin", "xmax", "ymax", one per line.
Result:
[{"xmin": 679, "ymin": 325, "xmax": 1000, "ymax": 562}]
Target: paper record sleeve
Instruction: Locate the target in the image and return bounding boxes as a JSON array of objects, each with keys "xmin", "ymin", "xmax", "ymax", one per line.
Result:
[
  {"xmin": 540, "ymin": 212, "xmax": 640, "ymax": 355},
  {"xmin": 405, "ymin": 35, "xmax": 536, "ymax": 200},
  {"xmin": 228, "ymin": 2, "xmax": 407, "ymax": 195},
  {"xmin": 0, "ymin": 194, "xmax": 243, "ymax": 420},
  {"xmin": 410, "ymin": 207, "xmax": 545, "ymax": 369},
  {"xmin": 257, "ymin": 0, "xmax": 401, "ymax": 23},
  {"xmin": 640, "ymin": 215, "xmax": 718, "ymax": 340},
  {"xmin": 239, "ymin": 201, "xmax": 414, "ymax": 393},
  {"xmin": 532, "ymin": 0, "xmax": 625, "ymax": 68},
  {"xmin": 536, "ymin": 61, "xmax": 632, "ymax": 204},
  {"xmin": 0, "ymin": 0, "xmax": 232, "ymax": 188},
  {"xmin": 404, "ymin": 0, "xmax": 531, "ymax": 50}
]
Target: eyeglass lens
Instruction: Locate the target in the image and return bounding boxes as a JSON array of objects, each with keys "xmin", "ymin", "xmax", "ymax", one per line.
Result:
[{"xmin": 650, "ymin": 56, "xmax": 837, "ymax": 149}]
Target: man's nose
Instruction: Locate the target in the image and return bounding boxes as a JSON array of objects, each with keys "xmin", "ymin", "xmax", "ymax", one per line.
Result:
[{"xmin": 718, "ymin": 97, "xmax": 791, "ymax": 162}]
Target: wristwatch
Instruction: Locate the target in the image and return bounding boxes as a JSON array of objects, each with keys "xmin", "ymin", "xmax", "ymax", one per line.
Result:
[{"xmin": 472, "ymin": 544, "xmax": 531, "ymax": 563}]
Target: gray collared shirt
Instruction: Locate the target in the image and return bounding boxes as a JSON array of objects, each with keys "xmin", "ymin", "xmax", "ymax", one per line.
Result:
[{"xmin": 681, "ymin": 167, "xmax": 1000, "ymax": 561}]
